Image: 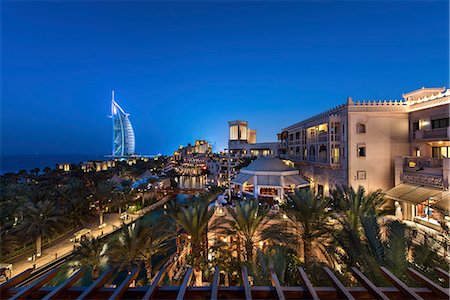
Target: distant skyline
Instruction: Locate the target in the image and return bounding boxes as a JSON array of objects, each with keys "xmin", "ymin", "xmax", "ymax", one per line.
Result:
[{"xmin": 1, "ymin": 1, "xmax": 448, "ymax": 155}]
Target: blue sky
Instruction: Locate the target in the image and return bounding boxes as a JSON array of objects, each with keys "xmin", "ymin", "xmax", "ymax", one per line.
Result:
[{"xmin": 1, "ymin": 1, "xmax": 448, "ymax": 155}]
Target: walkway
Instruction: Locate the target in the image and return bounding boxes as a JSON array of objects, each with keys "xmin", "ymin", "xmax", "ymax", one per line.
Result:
[{"xmin": 5, "ymin": 195, "xmax": 172, "ymax": 277}]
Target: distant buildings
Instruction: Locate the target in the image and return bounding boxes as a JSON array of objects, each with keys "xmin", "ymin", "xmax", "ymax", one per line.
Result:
[
  {"xmin": 173, "ymin": 140, "xmax": 212, "ymax": 162},
  {"xmin": 111, "ymin": 91, "xmax": 135, "ymax": 157}
]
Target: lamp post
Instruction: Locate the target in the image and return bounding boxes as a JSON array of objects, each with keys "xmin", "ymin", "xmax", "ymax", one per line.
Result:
[{"xmin": 27, "ymin": 254, "xmax": 36, "ymax": 270}]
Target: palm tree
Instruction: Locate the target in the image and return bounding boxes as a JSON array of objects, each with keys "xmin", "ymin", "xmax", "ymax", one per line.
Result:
[
  {"xmin": 58, "ymin": 177, "xmax": 86, "ymax": 214},
  {"xmin": 166, "ymin": 196, "xmax": 215, "ymax": 286},
  {"xmin": 88, "ymin": 180, "xmax": 114, "ymax": 226},
  {"xmin": 263, "ymin": 190, "xmax": 331, "ymax": 268},
  {"xmin": 74, "ymin": 238, "xmax": 108, "ymax": 280},
  {"xmin": 108, "ymin": 219, "xmax": 171, "ymax": 283},
  {"xmin": 66, "ymin": 197, "xmax": 96, "ymax": 231},
  {"xmin": 329, "ymin": 185, "xmax": 385, "ymax": 235},
  {"xmin": 30, "ymin": 168, "xmax": 40, "ymax": 177},
  {"xmin": 18, "ymin": 198, "xmax": 62, "ymax": 255},
  {"xmin": 0, "ymin": 230, "xmax": 17, "ymax": 258},
  {"xmin": 218, "ymin": 199, "xmax": 270, "ymax": 262}
]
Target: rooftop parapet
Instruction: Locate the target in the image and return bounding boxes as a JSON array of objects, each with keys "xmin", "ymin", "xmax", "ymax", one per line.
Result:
[{"xmin": 351, "ymin": 99, "xmax": 406, "ymax": 106}]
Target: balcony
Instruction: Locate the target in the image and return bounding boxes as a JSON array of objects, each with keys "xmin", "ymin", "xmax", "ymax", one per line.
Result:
[
  {"xmin": 414, "ymin": 127, "xmax": 450, "ymax": 140},
  {"xmin": 398, "ymin": 156, "xmax": 446, "ymax": 189},
  {"xmin": 403, "ymin": 156, "xmax": 443, "ymax": 169}
]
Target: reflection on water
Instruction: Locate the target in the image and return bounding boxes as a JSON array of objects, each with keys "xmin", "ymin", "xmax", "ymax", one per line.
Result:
[
  {"xmin": 44, "ymin": 208, "xmax": 174, "ymax": 287},
  {"xmin": 176, "ymin": 175, "xmax": 206, "ymax": 189}
]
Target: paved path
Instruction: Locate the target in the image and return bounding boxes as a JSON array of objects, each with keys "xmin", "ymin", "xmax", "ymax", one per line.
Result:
[{"xmin": 6, "ymin": 195, "xmax": 172, "ymax": 277}]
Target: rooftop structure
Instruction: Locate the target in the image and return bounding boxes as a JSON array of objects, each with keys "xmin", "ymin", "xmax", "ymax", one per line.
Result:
[
  {"xmin": 232, "ymin": 157, "xmax": 309, "ymax": 199},
  {"xmin": 111, "ymin": 91, "xmax": 135, "ymax": 157}
]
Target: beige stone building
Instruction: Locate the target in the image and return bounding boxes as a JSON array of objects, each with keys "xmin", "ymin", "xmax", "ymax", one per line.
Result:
[
  {"xmin": 385, "ymin": 87, "xmax": 449, "ymax": 231},
  {"xmin": 280, "ymin": 87, "xmax": 449, "ymax": 197}
]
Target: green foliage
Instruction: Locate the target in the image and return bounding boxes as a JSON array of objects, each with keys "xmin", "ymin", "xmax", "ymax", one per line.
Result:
[{"xmin": 73, "ymin": 238, "xmax": 108, "ymax": 279}]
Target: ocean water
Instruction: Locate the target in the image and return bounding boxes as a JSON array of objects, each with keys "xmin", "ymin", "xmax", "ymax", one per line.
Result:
[{"xmin": 0, "ymin": 154, "xmax": 109, "ymax": 175}]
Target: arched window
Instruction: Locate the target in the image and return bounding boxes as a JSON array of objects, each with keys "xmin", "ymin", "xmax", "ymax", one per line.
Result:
[{"xmin": 357, "ymin": 123, "xmax": 366, "ymax": 134}]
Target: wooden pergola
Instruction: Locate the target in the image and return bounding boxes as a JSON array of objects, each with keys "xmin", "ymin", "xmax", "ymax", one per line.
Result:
[{"xmin": 0, "ymin": 264, "xmax": 448, "ymax": 299}]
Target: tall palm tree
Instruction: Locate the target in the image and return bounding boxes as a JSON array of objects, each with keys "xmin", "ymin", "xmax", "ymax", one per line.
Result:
[
  {"xmin": 18, "ymin": 198, "xmax": 62, "ymax": 255},
  {"xmin": 166, "ymin": 196, "xmax": 215, "ymax": 286},
  {"xmin": 329, "ymin": 185, "xmax": 385, "ymax": 235},
  {"xmin": 263, "ymin": 190, "xmax": 331, "ymax": 267},
  {"xmin": 74, "ymin": 238, "xmax": 108, "ymax": 280},
  {"xmin": 88, "ymin": 180, "xmax": 114, "ymax": 226},
  {"xmin": 218, "ymin": 199, "xmax": 270, "ymax": 262},
  {"xmin": 108, "ymin": 219, "xmax": 171, "ymax": 283},
  {"xmin": 66, "ymin": 197, "xmax": 96, "ymax": 231},
  {"xmin": 58, "ymin": 177, "xmax": 86, "ymax": 214}
]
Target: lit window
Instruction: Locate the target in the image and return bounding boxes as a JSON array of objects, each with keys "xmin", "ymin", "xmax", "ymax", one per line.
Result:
[{"xmin": 357, "ymin": 145, "xmax": 366, "ymax": 157}]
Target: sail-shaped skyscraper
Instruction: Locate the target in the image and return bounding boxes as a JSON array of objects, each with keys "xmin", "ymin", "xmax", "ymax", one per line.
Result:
[{"xmin": 111, "ymin": 91, "xmax": 135, "ymax": 157}]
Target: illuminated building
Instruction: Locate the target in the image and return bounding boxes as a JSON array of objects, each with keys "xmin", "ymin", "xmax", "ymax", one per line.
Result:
[
  {"xmin": 231, "ymin": 157, "xmax": 309, "ymax": 199},
  {"xmin": 281, "ymin": 86, "xmax": 449, "ymax": 232},
  {"xmin": 111, "ymin": 91, "xmax": 135, "ymax": 157}
]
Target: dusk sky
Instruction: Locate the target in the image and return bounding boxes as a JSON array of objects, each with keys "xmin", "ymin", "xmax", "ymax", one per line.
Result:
[{"xmin": 1, "ymin": 1, "xmax": 448, "ymax": 156}]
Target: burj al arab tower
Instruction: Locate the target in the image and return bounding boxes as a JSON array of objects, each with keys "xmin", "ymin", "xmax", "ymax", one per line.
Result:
[{"xmin": 111, "ymin": 91, "xmax": 135, "ymax": 157}]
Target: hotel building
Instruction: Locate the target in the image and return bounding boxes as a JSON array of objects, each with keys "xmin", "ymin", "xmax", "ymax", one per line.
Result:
[
  {"xmin": 280, "ymin": 87, "xmax": 449, "ymax": 194},
  {"xmin": 111, "ymin": 91, "xmax": 136, "ymax": 157},
  {"xmin": 280, "ymin": 86, "xmax": 449, "ymax": 231}
]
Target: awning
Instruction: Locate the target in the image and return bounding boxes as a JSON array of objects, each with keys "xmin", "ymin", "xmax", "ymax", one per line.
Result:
[
  {"xmin": 384, "ymin": 183, "xmax": 418, "ymax": 199},
  {"xmin": 231, "ymin": 173, "xmax": 253, "ymax": 185},
  {"xmin": 432, "ymin": 193, "xmax": 450, "ymax": 213},
  {"xmin": 385, "ymin": 183, "xmax": 443, "ymax": 205},
  {"xmin": 257, "ymin": 175, "xmax": 281, "ymax": 186},
  {"xmin": 284, "ymin": 175, "xmax": 309, "ymax": 187}
]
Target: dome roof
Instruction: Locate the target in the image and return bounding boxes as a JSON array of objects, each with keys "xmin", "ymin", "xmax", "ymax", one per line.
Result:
[{"xmin": 242, "ymin": 157, "xmax": 295, "ymax": 172}]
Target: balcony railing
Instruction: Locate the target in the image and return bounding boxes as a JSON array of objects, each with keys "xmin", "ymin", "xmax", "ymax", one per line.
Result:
[
  {"xmin": 403, "ymin": 157, "xmax": 443, "ymax": 168},
  {"xmin": 402, "ymin": 172, "xmax": 443, "ymax": 188},
  {"xmin": 414, "ymin": 127, "xmax": 449, "ymax": 140}
]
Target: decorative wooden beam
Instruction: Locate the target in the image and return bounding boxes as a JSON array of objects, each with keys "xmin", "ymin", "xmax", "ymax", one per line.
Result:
[
  {"xmin": 0, "ymin": 268, "xmax": 33, "ymax": 294},
  {"xmin": 10, "ymin": 268, "xmax": 60, "ymax": 300},
  {"xmin": 406, "ymin": 267, "xmax": 449, "ymax": 299},
  {"xmin": 109, "ymin": 266, "xmax": 140, "ymax": 300},
  {"xmin": 210, "ymin": 266, "xmax": 220, "ymax": 300},
  {"xmin": 351, "ymin": 267, "xmax": 389, "ymax": 300},
  {"xmin": 435, "ymin": 267, "xmax": 450, "ymax": 283},
  {"xmin": 269, "ymin": 268, "xmax": 286, "ymax": 300},
  {"xmin": 241, "ymin": 266, "xmax": 252, "ymax": 300},
  {"xmin": 76, "ymin": 267, "xmax": 115, "ymax": 300},
  {"xmin": 379, "ymin": 267, "xmax": 423, "ymax": 300},
  {"xmin": 297, "ymin": 267, "xmax": 320, "ymax": 300},
  {"xmin": 142, "ymin": 267, "xmax": 167, "ymax": 300},
  {"xmin": 176, "ymin": 268, "xmax": 193, "ymax": 300},
  {"xmin": 42, "ymin": 268, "xmax": 85, "ymax": 300},
  {"xmin": 323, "ymin": 267, "xmax": 355, "ymax": 300}
]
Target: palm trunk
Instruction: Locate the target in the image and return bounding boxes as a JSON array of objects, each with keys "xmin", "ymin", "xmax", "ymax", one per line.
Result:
[
  {"xmin": 303, "ymin": 238, "xmax": 312, "ymax": 267},
  {"xmin": 36, "ymin": 235, "xmax": 42, "ymax": 256},
  {"xmin": 193, "ymin": 243, "xmax": 203, "ymax": 286},
  {"xmin": 145, "ymin": 259, "xmax": 153, "ymax": 283},
  {"xmin": 245, "ymin": 240, "xmax": 253, "ymax": 262},
  {"xmin": 99, "ymin": 207, "xmax": 104, "ymax": 226}
]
